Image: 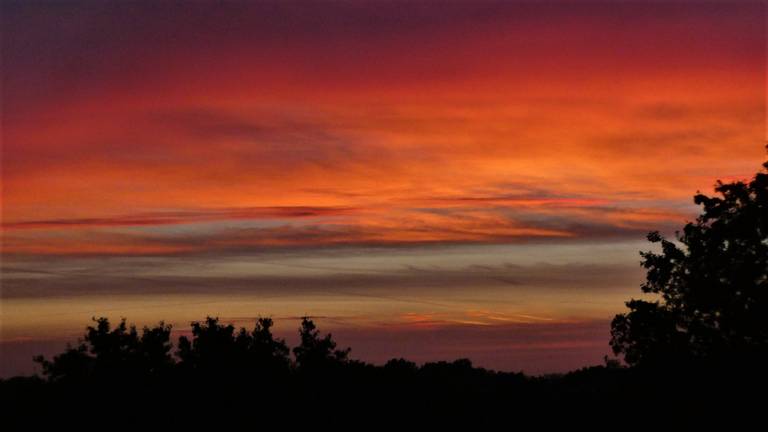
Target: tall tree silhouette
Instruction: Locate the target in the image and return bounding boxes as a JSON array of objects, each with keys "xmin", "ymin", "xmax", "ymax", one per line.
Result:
[{"xmin": 611, "ymin": 160, "xmax": 768, "ymax": 367}]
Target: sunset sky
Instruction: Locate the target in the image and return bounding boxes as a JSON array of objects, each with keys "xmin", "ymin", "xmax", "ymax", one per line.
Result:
[{"xmin": 1, "ymin": 0, "xmax": 765, "ymax": 376}]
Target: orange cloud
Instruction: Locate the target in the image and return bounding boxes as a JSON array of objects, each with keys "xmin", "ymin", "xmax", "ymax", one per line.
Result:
[{"xmin": 2, "ymin": 1, "xmax": 764, "ymax": 256}]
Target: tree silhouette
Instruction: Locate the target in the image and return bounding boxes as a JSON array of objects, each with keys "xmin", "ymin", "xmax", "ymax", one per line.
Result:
[
  {"xmin": 177, "ymin": 316, "xmax": 290, "ymax": 381},
  {"xmin": 292, "ymin": 317, "xmax": 350, "ymax": 372},
  {"xmin": 611, "ymin": 160, "xmax": 768, "ymax": 368},
  {"xmin": 34, "ymin": 317, "xmax": 173, "ymax": 382},
  {"xmin": 235, "ymin": 317, "xmax": 291, "ymax": 374},
  {"xmin": 177, "ymin": 316, "xmax": 238, "ymax": 376}
]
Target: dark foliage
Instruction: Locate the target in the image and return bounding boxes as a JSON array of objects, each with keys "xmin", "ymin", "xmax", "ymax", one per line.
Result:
[
  {"xmin": 176, "ymin": 316, "xmax": 290, "ymax": 385},
  {"xmin": 611, "ymin": 160, "xmax": 768, "ymax": 368},
  {"xmin": 33, "ymin": 317, "xmax": 174, "ymax": 384},
  {"xmin": 293, "ymin": 316, "xmax": 350, "ymax": 372},
  {"xmin": 4, "ymin": 315, "xmax": 765, "ymax": 425}
]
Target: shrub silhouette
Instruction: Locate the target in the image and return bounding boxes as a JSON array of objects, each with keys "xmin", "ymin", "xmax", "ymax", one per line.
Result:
[{"xmin": 611, "ymin": 160, "xmax": 768, "ymax": 368}]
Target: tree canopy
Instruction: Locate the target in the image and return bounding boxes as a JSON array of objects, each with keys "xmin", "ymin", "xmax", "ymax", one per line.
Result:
[
  {"xmin": 34, "ymin": 317, "xmax": 174, "ymax": 383},
  {"xmin": 611, "ymin": 160, "xmax": 768, "ymax": 367}
]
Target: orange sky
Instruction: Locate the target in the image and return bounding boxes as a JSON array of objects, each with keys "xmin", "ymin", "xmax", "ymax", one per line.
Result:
[{"xmin": 1, "ymin": 1, "xmax": 765, "ymax": 375}]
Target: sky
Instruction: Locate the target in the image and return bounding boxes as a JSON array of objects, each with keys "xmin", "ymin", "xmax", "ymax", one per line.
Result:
[{"xmin": 1, "ymin": 0, "xmax": 766, "ymax": 376}]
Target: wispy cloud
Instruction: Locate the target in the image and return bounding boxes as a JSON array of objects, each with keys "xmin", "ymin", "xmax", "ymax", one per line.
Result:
[{"xmin": 2, "ymin": 206, "xmax": 356, "ymax": 230}]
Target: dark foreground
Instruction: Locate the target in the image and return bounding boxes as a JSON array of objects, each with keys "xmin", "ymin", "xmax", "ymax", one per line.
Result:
[
  {"xmin": 2, "ymin": 316, "xmax": 766, "ymax": 426},
  {"xmin": 4, "ymin": 360, "xmax": 767, "ymax": 427}
]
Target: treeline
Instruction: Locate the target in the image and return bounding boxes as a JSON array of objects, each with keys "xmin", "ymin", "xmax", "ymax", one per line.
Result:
[
  {"xmin": 2, "ymin": 315, "xmax": 766, "ymax": 425},
  {"xmin": 9, "ymin": 315, "xmax": 530, "ymax": 389}
]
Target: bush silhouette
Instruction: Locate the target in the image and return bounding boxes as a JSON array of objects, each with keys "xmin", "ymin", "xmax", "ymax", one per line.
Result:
[{"xmin": 611, "ymin": 160, "xmax": 768, "ymax": 368}]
